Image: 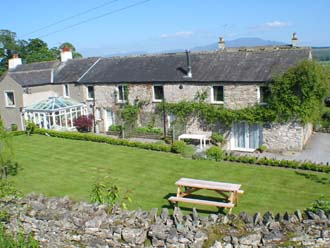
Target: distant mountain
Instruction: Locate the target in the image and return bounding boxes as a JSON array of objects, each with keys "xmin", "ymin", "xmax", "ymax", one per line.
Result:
[
  {"xmin": 191, "ymin": 37, "xmax": 287, "ymax": 51},
  {"xmin": 105, "ymin": 37, "xmax": 290, "ymax": 57}
]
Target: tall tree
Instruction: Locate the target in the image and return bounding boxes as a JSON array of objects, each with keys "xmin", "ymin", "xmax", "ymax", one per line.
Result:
[
  {"xmin": 20, "ymin": 38, "xmax": 58, "ymax": 63},
  {"xmin": 0, "ymin": 30, "xmax": 21, "ymax": 75}
]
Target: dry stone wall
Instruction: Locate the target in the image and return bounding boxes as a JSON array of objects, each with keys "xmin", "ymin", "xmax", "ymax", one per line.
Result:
[{"xmin": 1, "ymin": 194, "xmax": 330, "ymax": 248}]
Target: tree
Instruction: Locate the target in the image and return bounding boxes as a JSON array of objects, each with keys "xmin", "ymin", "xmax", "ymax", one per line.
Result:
[
  {"xmin": 20, "ymin": 38, "xmax": 58, "ymax": 63},
  {"xmin": 0, "ymin": 29, "xmax": 83, "ymax": 76},
  {"xmin": 0, "ymin": 119, "xmax": 15, "ymax": 178},
  {"xmin": 0, "ymin": 30, "xmax": 21, "ymax": 75}
]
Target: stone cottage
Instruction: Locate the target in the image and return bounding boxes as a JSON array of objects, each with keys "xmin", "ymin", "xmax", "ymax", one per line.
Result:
[{"xmin": 0, "ymin": 36, "xmax": 313, "ymax": 151}]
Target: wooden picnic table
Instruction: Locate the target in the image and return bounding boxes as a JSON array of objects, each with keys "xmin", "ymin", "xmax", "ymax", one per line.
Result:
[
  {"xmin": 178, "ymin": 133, "xmax": 210, "ymax": 148},
  {"xmin": 168, "ymin": 178, "xmax": 244, "ymax": 214}
]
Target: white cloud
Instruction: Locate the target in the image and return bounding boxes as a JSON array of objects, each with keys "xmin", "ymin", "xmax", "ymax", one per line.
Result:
[
  {"xmin": 160, "ymin": 31, "xmax": 194, "ymax": 39},
  {"xmin": 265, "ymin": 21, "xmax": 289, "ymax": 28}
]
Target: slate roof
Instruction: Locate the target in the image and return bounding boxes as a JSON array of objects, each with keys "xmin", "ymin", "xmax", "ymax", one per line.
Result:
[
  {"xmin": 9, "ymin": 70, "xmax": 53, "ymax": 87},
  {"xmin": 5, "ymin": 47, "xmax": 311, "ymax": 87},
  {"xmin": 80, "ymin": 48, "xmax": 310, "ymax": 83}
]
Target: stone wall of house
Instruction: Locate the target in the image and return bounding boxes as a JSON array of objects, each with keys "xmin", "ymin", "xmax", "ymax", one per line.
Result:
[
  {"xmin": 262, "ymin": 122, "xmax": 308, "ymax": 151},
  {"xmin": 1, "ymin": 194, "xmax": 330, "ymax": 248},
  {"xmin": 224, "ymin": 84, "xmax": 260, "ymax": 110}
]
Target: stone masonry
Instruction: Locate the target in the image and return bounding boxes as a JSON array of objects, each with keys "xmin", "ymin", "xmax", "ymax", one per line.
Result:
[{"xmin": 1, "ymin": 194, "xmax": 330, "ymax": 247}]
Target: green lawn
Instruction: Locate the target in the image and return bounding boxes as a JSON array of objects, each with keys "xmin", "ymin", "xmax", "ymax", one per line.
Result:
[{"xmin": 12, "ymin": 135, "xmax": 330, "ymax": 214}]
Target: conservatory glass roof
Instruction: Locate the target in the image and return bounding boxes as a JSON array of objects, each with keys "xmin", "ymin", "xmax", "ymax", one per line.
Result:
[{"xmin": 25, "ymin": 97, "xmax": 85, "ymax": 112}]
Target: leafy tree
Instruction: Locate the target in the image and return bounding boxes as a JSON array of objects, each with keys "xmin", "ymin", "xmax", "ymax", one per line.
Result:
[
  {"xmin": 0, "ymin": 30, "xmax": 21, "ymax": 75},
  {"xmin": 0, "ymin": 29, "xmax": 83, "ymax": 76},
  {"xmin": 0, "ymin": 119, "xmax": 14, "ymax": 173},
  {"xmin": 20, "ymin": 38, "xmax": 58, "ymax": 63}
]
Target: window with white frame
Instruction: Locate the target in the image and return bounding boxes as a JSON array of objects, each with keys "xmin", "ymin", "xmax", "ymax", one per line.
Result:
[
  {"xmin": 63, "ymin": 84, "xmax": 70, "ymax": 97},
  {"xmin": 211, "ymin": 86, "xmax": 224, "ymax": 103},
  {"xmin": 95, "ymin": 108, "xmax": 102, "ymax": 120},
  {"xmin": 153, "ymin": 85, "xmax": 164, "ymax": 102},
  {"xmin": 259, "ymin": 86, "xmax": 271, "ymax": 105},
  {"xmin": 5, "ymin": 91, "xmax": 15, "ymax": 107},
  {"xmin": 117, "ymin": 85, "xmax": 128, "ymax": 103},
  {"xmin": 87, "ymin": 86, "xmax": 94, "ymax": 100}
]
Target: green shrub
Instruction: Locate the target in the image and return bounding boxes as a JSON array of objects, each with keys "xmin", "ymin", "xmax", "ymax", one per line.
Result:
[
  {"xmin": 206, "ymin": 146, "xmax": 224, "ymax": 161},
  {"xmin": 307, "ymin": 195, "xmax": 330, "ymax": 213},
  {"xmin": 211, "ymin": 132, "xmax": 224, "ymax": 144},
  {"xmin": 35, "ymin": 128, "xmax": 171, "ymax": 153},
  {"xmin": 0, "ymin": 180, "xmax": 20, "ymax": 198},
  {"xmin": 135, "ymin": 127, "xmax": 162, "ymax": 135},
  {"xmin": 10, "ymin": 124, "xmax": 17, "ymax": 132},
  {"xmin": 25, "ymin": 121, "xmax": 37, "ymax": 136},
  {"xmin": 171, "ymin": 141, "xmax": 186, "ymax": 154},
  {"xmin": 258, "ymin": 145, "xmax": 268, "ymax": 153},
  {"xmin": 182, "ymin": 145, "xmax": 195, "ymax": 158},
  {"xmin": 108, "ymin": 125, "xmax": 122, "ymax": 132}
]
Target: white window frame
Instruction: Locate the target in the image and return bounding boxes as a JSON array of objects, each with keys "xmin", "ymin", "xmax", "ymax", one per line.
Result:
[
  {"xmin": 95, "ymin": 108, "xmax": 102, "ymax": 121},
  {"xmin": 211, "ymin": 85, "xmax": 224, "ymax": 104},
  {"xmin": 86, "ymin": 85, "xmax": 94, "ymax": 100},
  {"xmin": 63, "ymin": 84, "xmax": 70, "ymax": 97},
  {"xmin": 117, "ymin": 85, "xmax": 128, "ymax": 103},
  {"xmin": 4, "ymin": 90, "xmax": 16, "ymax": 107},
  {"xmin": 153, "ymin": 84, "xmax": 164, "ymax": 102}
]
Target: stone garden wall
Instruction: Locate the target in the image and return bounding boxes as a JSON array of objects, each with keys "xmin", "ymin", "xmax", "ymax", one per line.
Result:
[
  {"xmin": 263, "ymin": 122, "xmax": 312, "ymax": 152},
  {"xmin": 1, "ymin": 194, "xmax": 330, "ymax": 247}
]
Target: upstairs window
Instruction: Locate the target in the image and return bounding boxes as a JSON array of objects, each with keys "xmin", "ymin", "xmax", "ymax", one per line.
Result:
[
  {"xmin": 87, "ymin": 86, "xmax": 94, "ymax": 100},
  {"xmin": 5, "ymin": 91, "xmax": 15, "ymax": 107},
  {"xmin": 259, "ymin": 86, "xmax": 271, "ymax": 104},
  {"xmin": 63, "ymin": 84, "xmax": 70, "ymax": 97},
  {"xmin": 117, "ymin": 85, "xmax": 128, "ymax": 103},
  {"xmin": 153, "ymin": 85, "xmax": 164, "ymax": 102},
  {"xmin": 211, "ymin": 86, "xmax": 224, "ymax": 103}
]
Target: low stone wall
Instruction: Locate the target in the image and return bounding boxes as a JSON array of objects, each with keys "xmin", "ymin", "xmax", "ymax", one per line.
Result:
[{"xmin": 1, "ymin": 195, "xmax": 330, "ymax": 247}]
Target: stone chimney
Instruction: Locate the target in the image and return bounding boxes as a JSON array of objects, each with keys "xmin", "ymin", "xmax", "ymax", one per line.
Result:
[
  {"xmin": 218, "ymin": 37, "xmax": 225, "ymax": 50},
  {"xmin": 8, "ymin": 53, "xmax": 22, "ymax": 70},
  {"xmin": 60, "ymin": 47, "xmax": 73, "ymax": 62},
  {"xmin": 292, "ymin": 32, "xmax": 298, "ymax": 47}
]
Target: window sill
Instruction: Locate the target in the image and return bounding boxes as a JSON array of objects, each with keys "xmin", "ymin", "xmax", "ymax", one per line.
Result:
[
  {"xmin": 231, "ymin": 148, "xmax": 256, "ymax": 152},
  {"xmin": 152, "ymin": 99, "xmax": 163, "ymax": 103},
  {"xmin": 86, "ymin": 98, "xmax": 94, "ymax": 101},
  {"xmin": 116, "ymin": 100, "xmax": 128, "ymax": 104},
  {"xmin": 63, "ymin": 95, "xmax": 70, "ymax": 98},
  {"xmin": 211, "ymin": 101, "xmax": 224, "ymax": 105},
  {"xmin": 5, "ymin": 105, "xmax": 16, "ymax": 108}
]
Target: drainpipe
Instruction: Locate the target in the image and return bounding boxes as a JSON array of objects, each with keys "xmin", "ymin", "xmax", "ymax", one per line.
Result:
[{"xmin": 162, "ymin": 96, "xmax": 167, "ymax": 138}]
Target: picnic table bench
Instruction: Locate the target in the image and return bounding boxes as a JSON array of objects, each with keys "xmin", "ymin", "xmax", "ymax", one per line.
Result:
[{"xmin": 169, "ymin": 178, "xmax": 244, "ymax": 214}]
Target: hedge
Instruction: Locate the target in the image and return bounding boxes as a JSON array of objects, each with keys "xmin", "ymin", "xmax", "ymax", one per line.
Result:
[
  {"xmin": 12, "ymin": 129, "xmax": 330, "ymax": 174},
  {"xmin": 34, "ymin": 129, "xmax": 171, "ymax": 153},
  {"xmin": 221, "ymin": 152, "xmax": 330, "ymax": 173}
]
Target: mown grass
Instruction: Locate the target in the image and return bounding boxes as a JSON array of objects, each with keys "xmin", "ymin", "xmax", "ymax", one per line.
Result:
[{"xmin": 12, "ymin": 135, "xmax": 330, "ymax": 214}]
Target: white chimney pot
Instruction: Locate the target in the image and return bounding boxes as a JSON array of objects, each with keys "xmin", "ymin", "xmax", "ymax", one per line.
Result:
[
  {"xmin": 60, "ymin": 47, "xmax": 73, "ymax": 62},
  {"xmin": 8, "ymin": 54, "xmax": 22, "ymax": 69}
]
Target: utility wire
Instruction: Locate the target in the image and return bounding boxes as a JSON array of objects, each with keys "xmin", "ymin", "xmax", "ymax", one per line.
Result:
[
  {"xmin": 38, "ymin": 0, "xmax": 152, "ymax": 39},
  {"xmin": 21, "ymin": 0, "xmax": 122, "ymax": 38}
]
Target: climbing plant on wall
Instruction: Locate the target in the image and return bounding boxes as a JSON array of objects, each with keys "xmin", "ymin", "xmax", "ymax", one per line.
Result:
[{"xmin": 157, "ymin": 60, "xmax": 327, "ymax": 127}]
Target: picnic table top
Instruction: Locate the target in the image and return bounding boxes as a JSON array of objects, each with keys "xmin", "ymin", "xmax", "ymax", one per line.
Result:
[
  {"xmin": 178, "ymin": 133, "xmax": 210, "ymax": 139},
  {"xmin": 175, "ymin": 178, "xmax": 241, "ymax": 192}
]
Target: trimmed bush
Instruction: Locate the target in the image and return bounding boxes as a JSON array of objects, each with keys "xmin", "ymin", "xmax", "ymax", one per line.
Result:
[
  {"xmin": 34, "ymin": 129, "xmax": 171, "ymax": 153},
  {"xmin": 206, "ymin": 146, "xmax": 224, "ymax": 161},
  {"xmin": 135, "ymin": 127, "xmax": 162, "ymax": 135},
  {"xmin": 108, "ymin": 125, "xmax": 122, "ymax": 132},
  {"xmin": 171, "ymin": 141, "xmax": 186, "ymax": 154},
  {"xmin": 211, "ymin": 132, "xmax": 224, "ymax": 144}
]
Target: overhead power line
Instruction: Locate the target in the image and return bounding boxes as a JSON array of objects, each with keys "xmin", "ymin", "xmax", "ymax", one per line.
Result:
[
  {"xmin": 21, "ymin": 0, "xmax": 121, "ymax": 38},
  {"xmin": 38, "ymin": 0, "xmax": 152, "ymax": 39}
]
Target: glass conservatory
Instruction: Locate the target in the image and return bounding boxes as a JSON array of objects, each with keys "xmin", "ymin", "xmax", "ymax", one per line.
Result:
[{"xmin": 23, "ymin": 97, "xmax": 88, "ymax": 130}]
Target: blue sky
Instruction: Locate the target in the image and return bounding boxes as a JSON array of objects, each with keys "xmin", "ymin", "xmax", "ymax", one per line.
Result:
[{"xmin": 3, "ymin": 0, "xmax": 330, "ymax": 56}]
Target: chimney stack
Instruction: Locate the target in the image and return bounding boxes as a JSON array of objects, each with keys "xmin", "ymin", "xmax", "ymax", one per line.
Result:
[
  {"xmin": 292, "ymin": 32, "xmax": 298, "ymax": 47},
  {"xmin": 60, "ymin": 47, "xmax": 73, "ymax": 62},
  {"xmin": 218, "ymin": 37, "xmax": 225, "ymax": 50},
  {"xmin": 184, "ymin": 50, "xmax": 192, "ymax": 78},
  {"xmin": 8, "ymin": 53, "xmax": 22, "ymax": 70}
]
